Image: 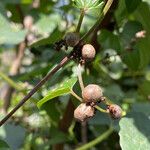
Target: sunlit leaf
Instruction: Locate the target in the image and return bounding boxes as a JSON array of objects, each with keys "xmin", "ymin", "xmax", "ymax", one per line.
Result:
[
  {"xmin": 73, "ymin": 0, "xmax": 104, "ymax": 10},
  {"xmin": 35, "ymin": 14, "xmax": 61, "ymax": 34},
  {"xmin": 37, "ymin": 77, "xmax": 77, "ymax": 108},
  {"xmin": 0, "ymin": 11, "xmax": 26, "ymax": 45},
  {"xmin": 29, "ymin": 28, "xmax": 63, "ymax": 47}
]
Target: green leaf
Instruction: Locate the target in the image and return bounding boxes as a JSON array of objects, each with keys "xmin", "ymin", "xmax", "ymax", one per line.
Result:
[
  {"xmin": 73, "ymin": 0, "xmax": 104, "ymax": 10},
  {"xmin": 104, "ymin": 84, "xmax": 124, "ymax": 102},
  {"xmin": 2, "ymin": 0, "xmax": 20, "ymax": 4},
  {"xmin": 48, "ymin": 127, "xmax": 70, "ymax": 145},
  {"xmin": 119, "ymin": 113, "xmax": 150, "ymax": 150},
  {"xmin": 125, "ymin": 0, "xmax": 141, "ymax": 13},
  {"xmin": 0, "ymin": 71, "xmax": 22, "ymax": 91},
  {"xmin": 35, "ymin": 14, "xmax": 61, "ymax": 34},
  {"xmin": 0, "ymin": 29, "xmax": 26, "ymax": 45},
  {"xmin": 143, "ymin": 0, "xmax": 150, "ymax": 6},
  {"xmin": 137, "ymin": 36, "xmax": 150, "ymax": 69},
  {"xmin": 37, "ymin": 77, "xmax": 77, "ymax": 108},
  {"xmin": 121, "ymin": 21, "xmax": 143, "ymax": 46},
  {"xmin": 41, "ymin": 101, "xmax": 61, "ymax": 125},
  {"xmin": 0, "ymin": 12, "xmax": 27, "ymax": 45},
  {"xmin": 121, "ymin": 21, "xmax": 150, "ymax": 70},
  {"xmin": 138, "ymin": 80, "xmax": 150, "ymax": 97},
  {"xmin": 132, "ymin": 103, "xmax": 150, "ymax": 116},
  {"xmin": 0, "ymin": 124, "xmax": 26, "ymax": 150},
  {"xmin": 122, "ymin": 49, "xmax": 140, "ymax": 71},
  {"xmin": 0, "ymin": 139, "xmax": 9, "ymax": 150},
  {"xmin": 2, "ymin": 0, "xmax": 32, "ymax": 4},
  {"xmin": 98, "ymin": 29, "xmax": 122, "ymax": 53},
  {"xmin": 134, "ymin": 2, "xmax": 150, "ymax": 34},
  {"xmin": 115, "ymin": 0, "xmax": 128, "ymax": 24},
  {"xmin": 29, "ymin": 28, "xmax": 63, "ymax": 47}
]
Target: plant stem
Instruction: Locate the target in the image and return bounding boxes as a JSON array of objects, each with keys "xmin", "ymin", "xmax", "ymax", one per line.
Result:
[
  {"xmin": 103, "ymin": 97, "xmax": 113, "ymax": 105},
  {"xmin": 77, "ymin": 64, "xmax": 84, "ymax": 91},
  {"xmin": 81, "ymin": 121, "xmax": 87, "ymax": 144},
  {"xmin": 70, "ymin": 89, "xmax": 82, "ymax": 102},
  {"xmin": 81, "ymin": 0, "xmax": 114, "ymax": 41},
  {"xmin": 69, "ymin": 121, "xmax": 78, "ymax": 143},
  {"xmin": 94, "ymin": 105, "xmax": 108, "ymax": 113},
  {"xmin": 76, "ymin": 9, "xmax": 85, "ymax": 33},
  {"xmin": 76, "ymin": 128, "xmax": 113, "ymax": 150},
  {"xmin": 0, "ymin": 71, "xmax": 22, "ymax": 91},
  {"xmin": 0, "ymin": 56, "xmax": 72, "ymax": 126}
]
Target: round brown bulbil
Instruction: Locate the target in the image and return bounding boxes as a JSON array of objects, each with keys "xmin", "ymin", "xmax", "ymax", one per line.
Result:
[
  {"xmin": 82, "ymin": 84, "xmax": 103, "ymax": 103},
  {"xmin": 74, "ymin": 103, "xmax": 95, "ymax": 122},
  {"xmin": 82, "ymin": 44, "xmax": 96, "ymax": 60},
  {"xmin": 108, "ymin": 104, "xmax": 122, "ymax": 119},
  {"xmin": 65, "ymin": 32, "xmax": 80, "ymax": 47}
]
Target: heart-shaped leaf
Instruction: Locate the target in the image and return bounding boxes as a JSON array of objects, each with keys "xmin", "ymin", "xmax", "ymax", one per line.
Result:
[
  {"xmin": 125, "ymin": 0, "xmax": 141, "ymax": 13},
  {"xmin": 119, "ymin": 113, "xmax": 150, "ymax": 150}
]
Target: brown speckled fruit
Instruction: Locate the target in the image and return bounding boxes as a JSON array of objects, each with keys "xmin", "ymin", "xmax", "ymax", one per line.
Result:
[
  {"xmin": 82, "ymin": 44, "xmax": 96, "ymax": 60},
  {"xmin": 82, "ymin": 84, "xmax": 103, "ymax": 103},
  {"xmin": 65, "ymin": 32, "xmax": 80, "ymax": 47},
  {"xmin": 108, "ymin": 104, "xmax": 122, "ymax": 119},
  {"xmin": 74, "ymin": 103, "xmax": 95, "ymax": 122}
]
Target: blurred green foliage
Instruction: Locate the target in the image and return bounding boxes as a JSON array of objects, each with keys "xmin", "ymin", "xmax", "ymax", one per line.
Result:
[{"xmin": 0, "ymin": 0, "xmax": 150, "ymax": 150}]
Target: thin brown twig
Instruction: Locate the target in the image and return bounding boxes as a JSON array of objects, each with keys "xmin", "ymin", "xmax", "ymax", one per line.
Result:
[{"xmin": 0, "ymin": 56, "xmax": 72, "ymax": 126}]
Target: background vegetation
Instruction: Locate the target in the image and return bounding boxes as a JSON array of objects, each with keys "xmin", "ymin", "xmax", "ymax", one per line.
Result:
[{"xmin": 0, "ymin": 0, "xmax": 150, "ymax": 149}]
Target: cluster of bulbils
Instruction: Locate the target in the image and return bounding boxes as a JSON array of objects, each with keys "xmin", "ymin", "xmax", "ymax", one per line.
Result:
[
  {"xmin": 74, "ymin": 84, "xmax": 122, "ymax": 122},
  {"xmin": 57, "ymin": 32, "xmax": 122, "ymax": 122}
]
